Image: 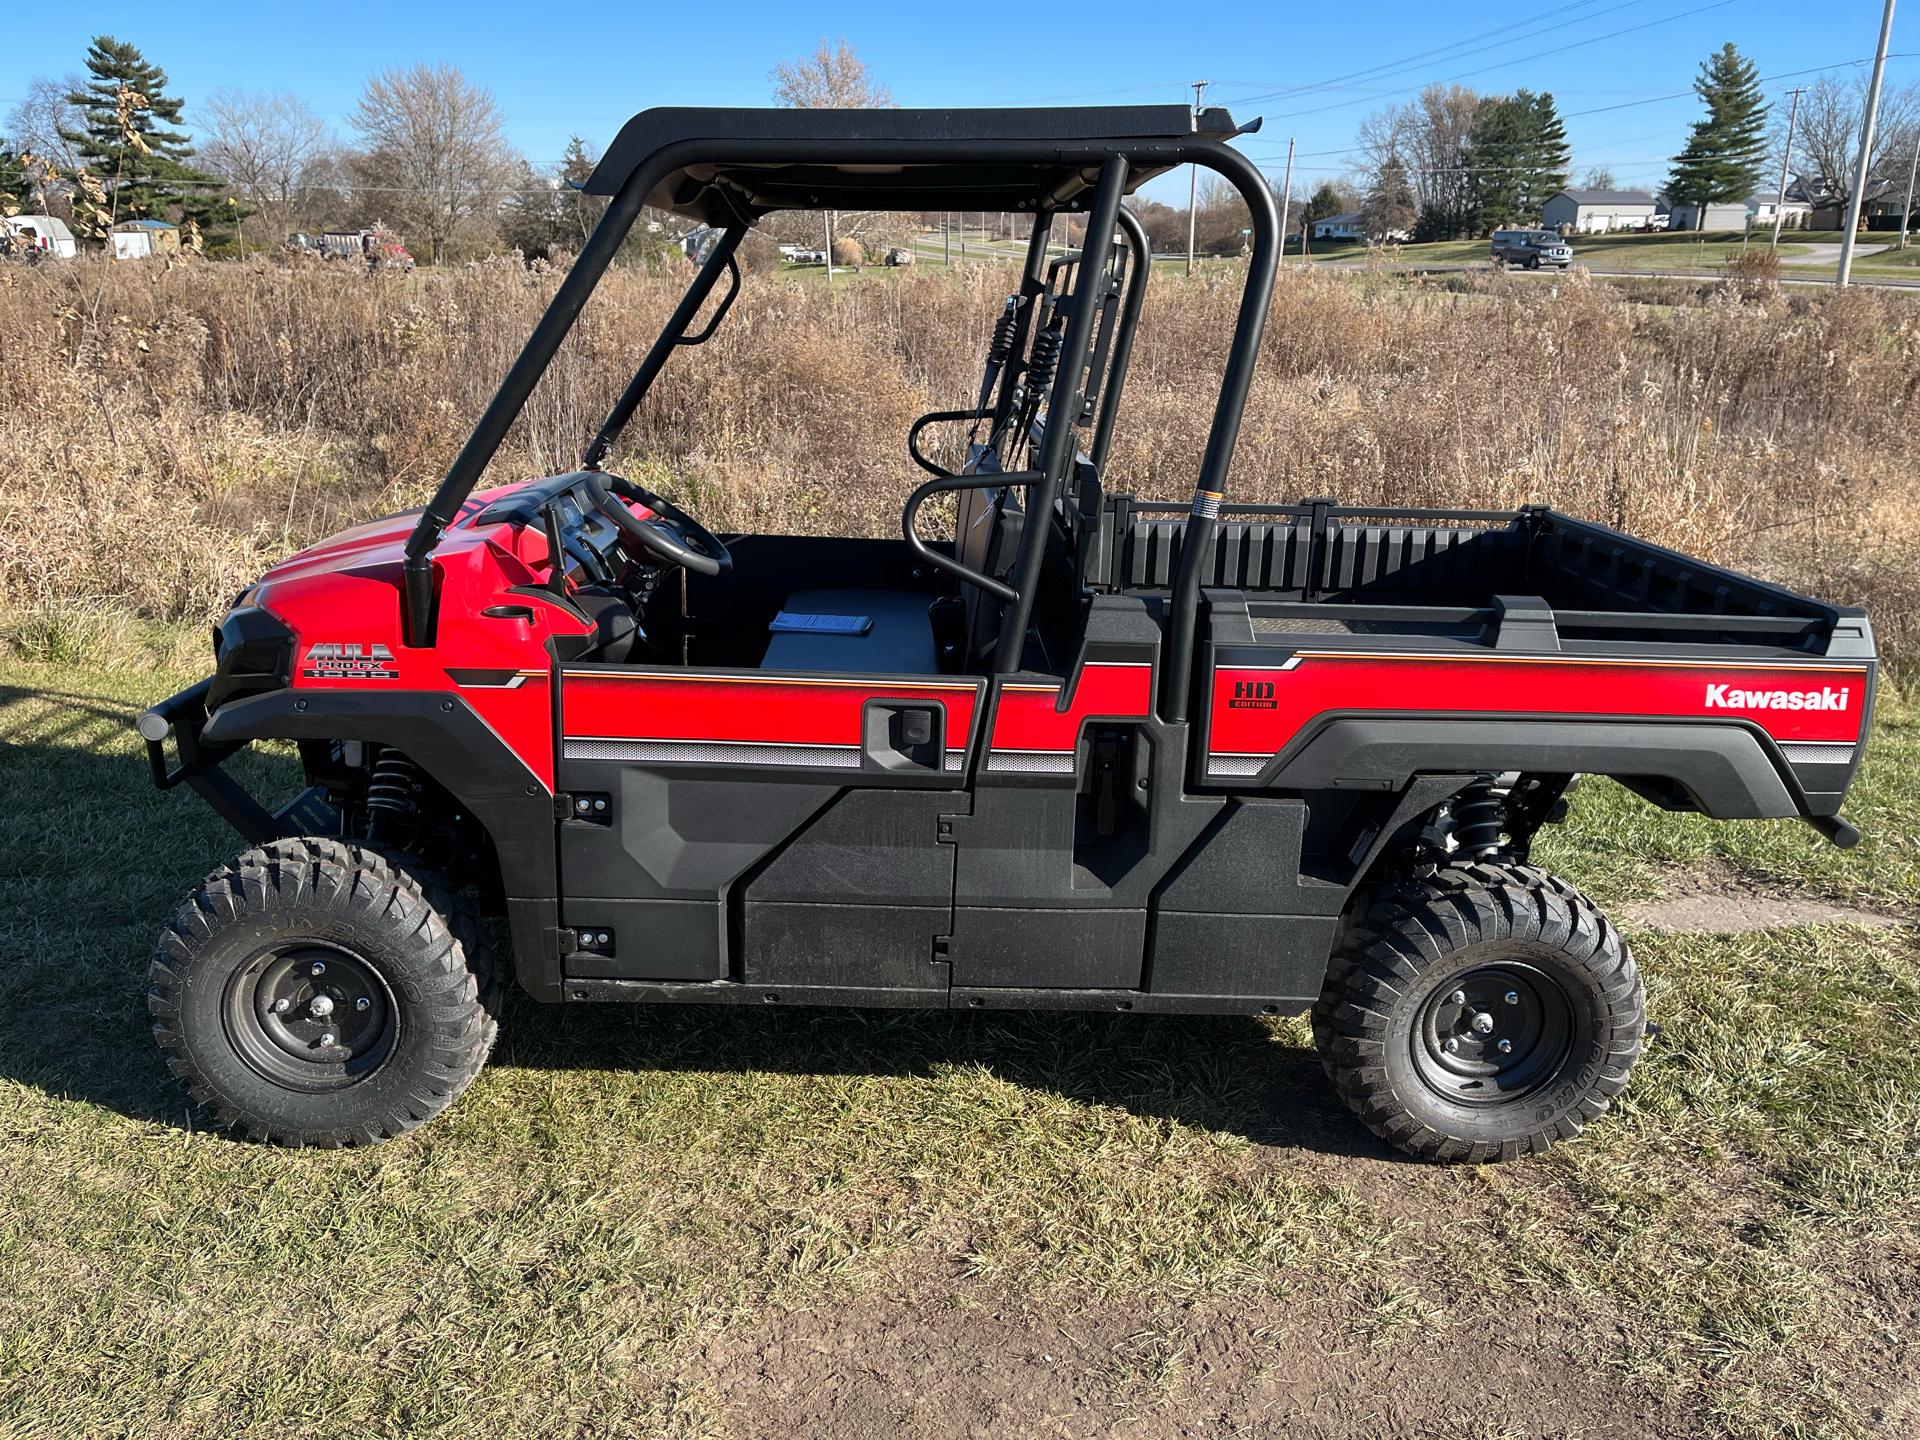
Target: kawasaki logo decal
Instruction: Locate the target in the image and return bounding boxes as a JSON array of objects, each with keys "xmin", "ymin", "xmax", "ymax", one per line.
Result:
[
  {"xmin": 302, "ymin": 642, "xmax": 399, "ymax": 680},
  {"xmin": 1704, "ymin": 683, "xmax": 1848, "ymax": 712}
]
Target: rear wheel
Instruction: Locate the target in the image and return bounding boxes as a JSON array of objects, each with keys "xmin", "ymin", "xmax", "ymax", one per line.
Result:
[
  {"xmin": 150, "ymin": 837, "xmax": 497, "ymax": 1146},
  {"xmin": 1316, "ymin": 869, "xmax": 1643, "ymax": 1162}
]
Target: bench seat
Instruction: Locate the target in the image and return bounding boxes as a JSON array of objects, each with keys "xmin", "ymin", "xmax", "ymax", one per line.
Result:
[{"xmin": 760, "ymin": 588, "xmax": 938, "ymax": 676}]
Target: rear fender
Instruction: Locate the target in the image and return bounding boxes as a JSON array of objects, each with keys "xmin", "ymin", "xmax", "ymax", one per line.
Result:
[{"xmin": 1264, "ymin": 717, "xmax": 1803, "ymax": 820}]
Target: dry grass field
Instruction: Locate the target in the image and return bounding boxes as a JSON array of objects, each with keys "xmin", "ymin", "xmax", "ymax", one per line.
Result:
[
  {"xmin": 2, "ymin": 255, "xmax": 1919, "ymax": 1437},
  {"xmin": 2, "ymin": 255, "xmax": 1917, "ymax": 651}
]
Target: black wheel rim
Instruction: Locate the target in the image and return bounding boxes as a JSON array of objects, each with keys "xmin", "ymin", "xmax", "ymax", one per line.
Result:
[
  {"xmin": 223, "ymin": 942, "xmax": 399, "ymax": 1093},
  {"xmin": 1412, "ymin": 961, "xmax": 1573, "ymax": 1106}
]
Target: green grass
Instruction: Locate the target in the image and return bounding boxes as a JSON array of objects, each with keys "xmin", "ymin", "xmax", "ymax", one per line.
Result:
[{"xmin": 2, "ymin": 660, "xmax": 1916, "ymax": 1436}]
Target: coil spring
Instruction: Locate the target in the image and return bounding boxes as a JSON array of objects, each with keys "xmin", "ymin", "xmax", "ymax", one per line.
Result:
[
  {"xmin": 987, "ymin": 299, "xmax": 1021, "ymax": 365},
  {"xmin": 366, "ymin": 749, "xmax": 423, "ymax": 816},
  {"xmin": 1452, "ymin": 778, "xmax": 1506, "ymax": 858},
  {"xmin": 1026, "ymin": 326, "xmax": 1064, "ymax": 391}
]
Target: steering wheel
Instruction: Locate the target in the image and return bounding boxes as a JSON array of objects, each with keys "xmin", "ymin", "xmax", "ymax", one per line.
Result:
[{"xmin": 580, "ymin": 472, "xmax": 732, "ymax": 578}]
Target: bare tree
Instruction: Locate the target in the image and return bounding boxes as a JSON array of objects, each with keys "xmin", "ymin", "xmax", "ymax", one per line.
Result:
[
  {"xmin": 5, "ymin": 76, "xmax": 87, "ymax": 172},
  {"xmin": 770, "ymin": 38, "xmax": 896, "ymax": 110},
  {"xmin": 769, "ymin": 40, "xmax": 906, "ymax": 256},
  {"xmin": 1581, "ymin": 165, "xmax": 1618, "ymax": 190},
  {"xmin": 197, "ymin": 88, "xmax": 331, "ymax": 241},
  {"xmin": 1783, "ymin": 73, "xmax": 1920, "ymax": 213},
  {"xmin": 5, "ymin": 75, "xmax": 85, "ymax": 213},
  {"xmin": 1357, "ymin": 83, "xmax": 1479, "ymax": 239},
  {"xmin": 349, "ymin": 62, "xmax": 516, "ymax": 263}
]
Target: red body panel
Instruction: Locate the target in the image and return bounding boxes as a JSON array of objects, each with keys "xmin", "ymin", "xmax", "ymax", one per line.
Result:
[
  {"xmin": 563, "ymin": 670, "xmax": 986, "ymax": 771},
  {"xmin": 985, "ymin": 662, "xmax": 1154, "ymax": 773},
  {"xmin": 1208, "ymin": 651, "xmax": 1870, "ymax": 773},
  {"xmin": 247, "ymin": 480, "xmax": 586, "ymax": 792}
]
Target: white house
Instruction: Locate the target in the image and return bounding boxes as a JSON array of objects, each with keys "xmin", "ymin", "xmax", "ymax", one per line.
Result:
[
  {"xmin": 1308, "ymin": 212, "xmax": 1409, "ymax": 243},
  {"xmin": 1310, "ymin": 213, "xmax": 1364, "ymax": 241},
  {"xmin": 1540, "ymin": 189, "xmax": 1659, "ymax": 234},
  {"xmin": 1665, "ymin": 201, "xmax": 1750, "ymax": 232}
]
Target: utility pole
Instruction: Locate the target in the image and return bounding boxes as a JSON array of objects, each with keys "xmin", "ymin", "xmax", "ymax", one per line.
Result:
[
  {"xmin": 1838, "ymin": 0, "xmax": 1897, "ymax": 287},
  {"xmin": 944, "ymin": 210, "xmax": 951, "ymax": 267},
  {"xmin": 824, "ymin": 211, "xmax": 834, "ymax": 284},
  {"xmin": 1899, "ymin": 126, "xmax": 1919, "ymax": 249},
  {"xmin": 1276, "ymin": 137, "xmax": 1296, "ymax": 266},
  {"xmin": 1186, "ymin": 79, "xmax": 1209, "ymax": 277},
  {"xmin": 1770, "ymin": 86, "xmax": 1803, "ymax": 253}
]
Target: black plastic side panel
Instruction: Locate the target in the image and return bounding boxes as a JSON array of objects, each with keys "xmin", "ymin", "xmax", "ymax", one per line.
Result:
[
  {"xmin": 557, "ymin": 765, "xmax": 840, "ymax": 899},
  {"xmin": 947, "ymin": 908, "xmax": 1147, "ymax": 989},
  {"xmin": 1268, "ymin": 718, "xmax": 1799, "ymax": 819},
  {"xmin": 743, "ymin": 904, "xmax": 950, "ymax": 992},
  {"xmin": 740, "ymin": 788, "xmax": 961, "ymax": 992},
  {"xmin": 1145, "ymin": 914, "xmax": 1337, "ymax": 1001},
  {"xmin": 565, "ymin": 897, "xmax": 721, "ymax": 980}
]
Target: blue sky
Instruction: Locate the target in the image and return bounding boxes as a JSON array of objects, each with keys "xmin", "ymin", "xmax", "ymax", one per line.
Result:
[{"xmin": 5, "ymin": 1, "xmax": 1915, "ymax": 202}]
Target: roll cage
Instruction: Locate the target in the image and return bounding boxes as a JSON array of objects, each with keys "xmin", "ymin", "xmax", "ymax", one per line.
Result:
[{"xmin": 398, "ymin": 102, "xmax": 1280, "ymax": 721}]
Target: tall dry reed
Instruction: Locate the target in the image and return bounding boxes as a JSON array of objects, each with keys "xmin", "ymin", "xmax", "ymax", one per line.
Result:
[{"xmin": 2, "ymin": 256, "xmax": 1915, "ymax": 649}]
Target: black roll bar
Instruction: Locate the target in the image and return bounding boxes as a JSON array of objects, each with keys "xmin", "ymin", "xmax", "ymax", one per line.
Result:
[
  {"xmin": 401, "ymin": 131, "xmax": 1279, "ymax": 660},
  {"xmin": 995, "ymin": 155, "xmax": 1130, "ymax": 675},
  {"xmin": 1088, "ymin": 205, "xmax": 1150, "ymax": 475},
  {"xmin": 581, "ymin": 230, "xmax": 746, "ymax": 473},
  {"xmin": 1157, "ymin": 145, "xmax": 1279, "ymax": 722}
]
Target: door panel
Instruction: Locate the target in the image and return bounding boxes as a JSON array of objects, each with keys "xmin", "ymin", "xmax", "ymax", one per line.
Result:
[{"xmin": 558, "ymin": 664, "xmax": 986, "ymax": 986}]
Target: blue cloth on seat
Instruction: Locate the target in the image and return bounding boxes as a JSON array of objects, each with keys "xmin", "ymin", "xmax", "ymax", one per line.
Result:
[{"xmin": 760, "ymin": 589, "xmax": 938, "ymax": 675}]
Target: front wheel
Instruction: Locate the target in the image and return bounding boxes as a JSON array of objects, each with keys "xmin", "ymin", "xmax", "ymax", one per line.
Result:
[
  {"xmin": 1317, "ymin": 871, "xmax": 1643, "ymax": 1162},
  {"xmin": 149, "ymin": 837, "xmax": 498, "ymax": 1146}
]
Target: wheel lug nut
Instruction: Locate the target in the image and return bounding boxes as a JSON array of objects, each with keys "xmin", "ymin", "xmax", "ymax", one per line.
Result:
[
  {"xmin": 1504, "ymin": 991, "xmax": 1520, "ymax": 1006},
  {"xmin": 272, "ymin": 997, "xmax": 291, "ymax": 1014},
  {"xmin": 356, "ymin": 996, "xmax": 370, "ymax": 1011},
  {"xmin": 1449, "ymin": 990, "xmax": 1466, "ymax": 1005},
  {"xmin": 1471, "ymin": 1011, "xmax": 1494, "ymax": 1034},
  {"xmin": 1444, "ymin": 1037, "xmax": 1461, "ymax": 1053},
  {"xmin": 319, "ymin": 1033, "xmax": 336, "ymax": 1047},
  {"xmin": 311, "ymin": 961, "xmax": 326, "ymax": 976},
  {"xmin": 1498, "ymin": 1039, "xmax": 1513, "ymax": 1054}
]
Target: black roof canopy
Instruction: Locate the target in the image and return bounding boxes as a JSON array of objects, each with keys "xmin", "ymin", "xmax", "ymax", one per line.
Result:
[{"xmin": 583, "ymin": 105, "xmax": 1247, "ymax": 224}]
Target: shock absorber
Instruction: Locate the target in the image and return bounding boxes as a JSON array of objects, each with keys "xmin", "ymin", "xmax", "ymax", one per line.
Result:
[
  {"xmin": 1451, "ymin": 777, "xmax": 1507, "ymax": 859},
  {"xmin": 364, "ymin": 748, "xmax": 423, "ymax": 840},
  {"xmin": 1025, "ymin": 324, "xmax": 1064, "ymax": 394},
  {"xmin": 987, "ymin": 295, "xmax": 1022, "ymax": 367}
]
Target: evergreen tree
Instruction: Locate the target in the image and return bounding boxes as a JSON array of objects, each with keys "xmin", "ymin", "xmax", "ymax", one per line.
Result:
[
  {"xmin": 1359, "ymin": 155, "xmax": 1417, "ymax": 239},
  {"xmin": 1517, "ymin": 92, "xmax": 1571, "ymax": 221},
  {"xmin": 58, "ymin": 37, "xmax": 226, "ymax": 234},
  {"xmin": 1462, "ymin": 96, "xmax": 1526, "ymax": 230},
  {"xmin": 1303, "ymin": 182, "xmax": 1347, "ymax": 223},
  {"xmin": 1461, "ymin": 90, "xmax": 1570, "ymax": 230},
  {"xmin": 1666, "ymin": 44, "xmax": 1769, "ymax": 207}
]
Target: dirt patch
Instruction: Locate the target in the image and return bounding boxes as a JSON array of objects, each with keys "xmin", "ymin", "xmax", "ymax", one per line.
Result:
[
  {"xmin": 1620, "ymin": 862, "xmax": 1910, "ymax": 936},
  {"xmin": 693, "ymin": 1282, "xmax": 1654, "ymax": 1439}
]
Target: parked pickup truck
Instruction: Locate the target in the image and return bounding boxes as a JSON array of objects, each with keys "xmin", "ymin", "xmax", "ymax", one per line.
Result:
[{"xmin": 138, "ymin": 104, "xmax": 1875, "ymax": 1164}]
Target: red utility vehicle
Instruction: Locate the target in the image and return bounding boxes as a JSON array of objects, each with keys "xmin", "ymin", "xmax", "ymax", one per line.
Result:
[{"xmin": 141, "ymin": 106, "xmax": 1877, "ymax": 1159}]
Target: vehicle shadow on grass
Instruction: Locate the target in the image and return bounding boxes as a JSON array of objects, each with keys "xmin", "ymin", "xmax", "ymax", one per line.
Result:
[
  {"xmin": 487, "ymin": 990, "xmax": 1401, "ymax": 1159},
  {"xmin": 0, "ymin": 712, "xmax": 1392, "ymax": 1161}
]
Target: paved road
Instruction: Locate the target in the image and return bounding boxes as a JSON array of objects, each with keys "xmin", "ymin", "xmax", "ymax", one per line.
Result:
[
  {"xmin": 1778, "ymin": 241, "xmax": 1889, "ymax": 266},
  {"xmin": 1297, "ymin": 255, "xmax": 1920, "ymax": 290}
]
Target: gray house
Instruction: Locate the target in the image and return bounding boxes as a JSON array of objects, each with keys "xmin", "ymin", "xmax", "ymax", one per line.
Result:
[
  {"xmin": 1666, "ymin": 201, "xmax": 1750, "ymax": 232},
  {"xmin": 1541, "ymin": 189, "xmax": 1658, "ymax": 234}
]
